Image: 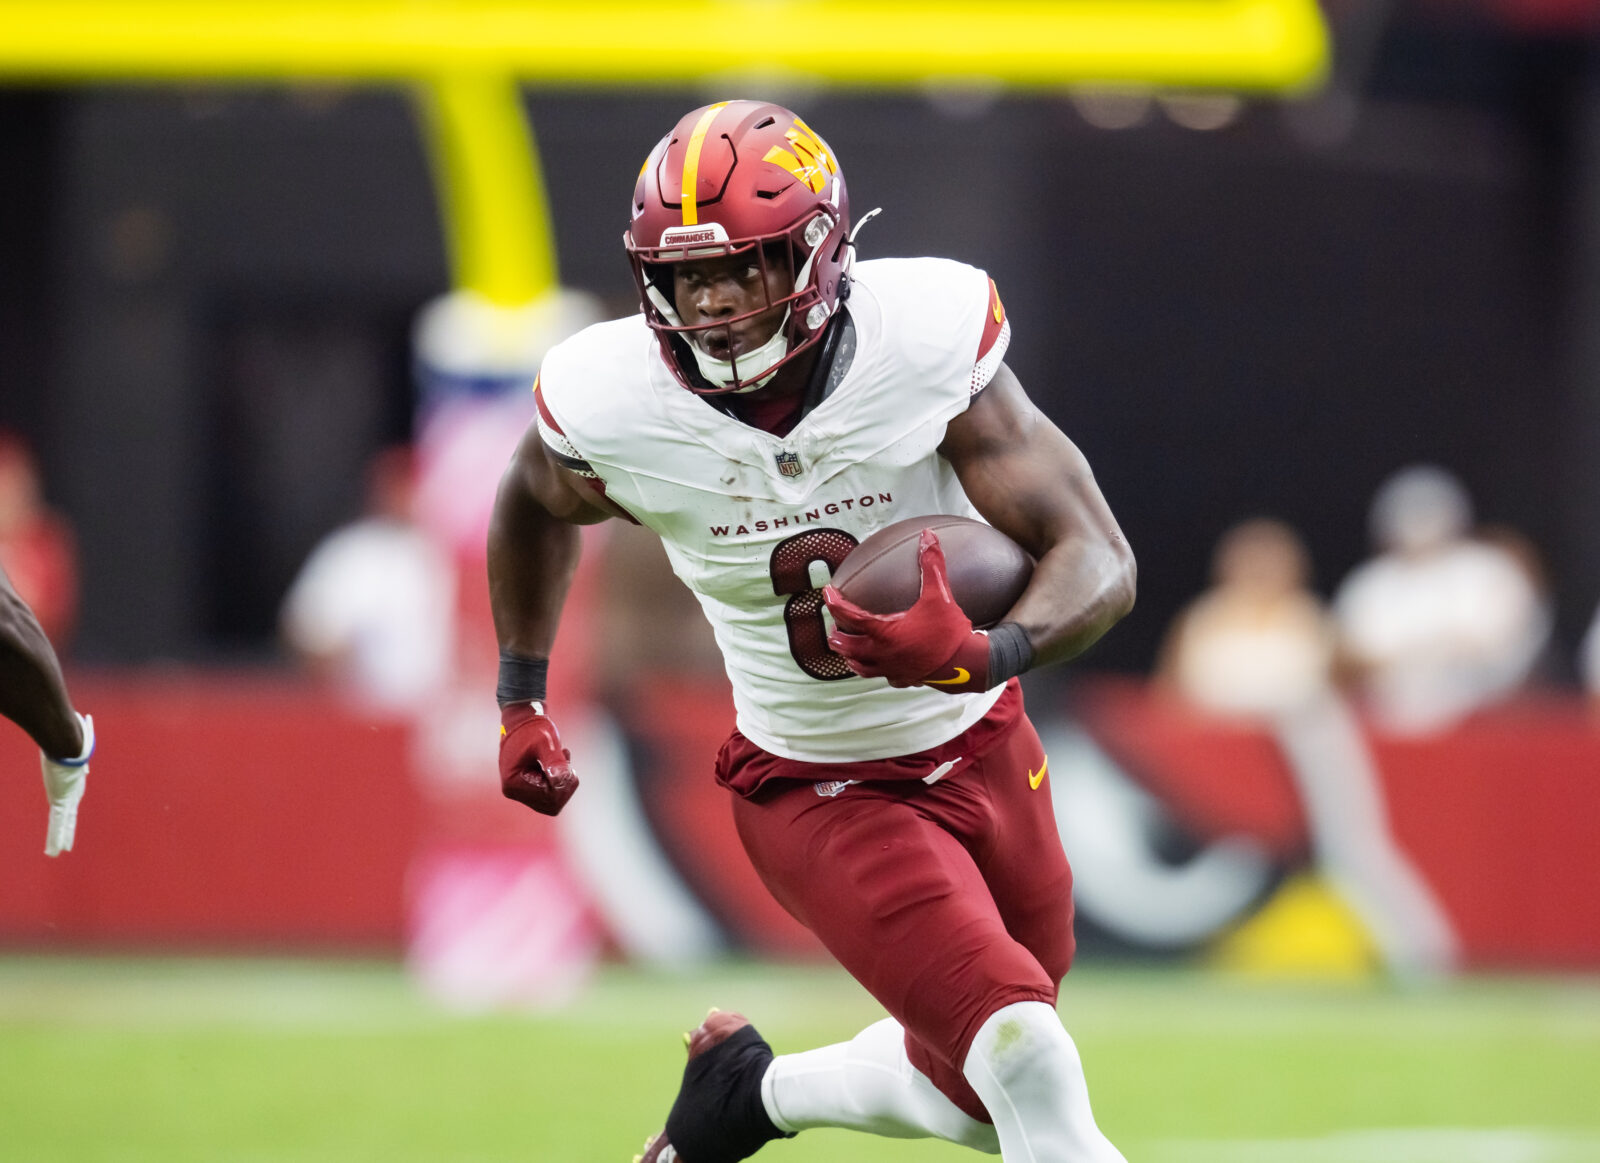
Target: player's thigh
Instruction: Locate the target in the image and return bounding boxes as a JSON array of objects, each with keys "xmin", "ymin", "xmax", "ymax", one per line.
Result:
[
  {"xmin": 733, "ymin": 784, "xmax": 1054, "ymax": 1053},
  {"xmin": 969, "ymin": 714, "xmax": 1077, "ymax": 986}
]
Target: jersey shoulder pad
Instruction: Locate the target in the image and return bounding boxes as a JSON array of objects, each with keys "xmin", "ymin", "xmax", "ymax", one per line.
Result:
[
  {"xmin": 535, "ymin": 313, "xmax": 652, "ymax": 455},
  {"xmin": 853, "ymin": 255, "xmax": 987, "ymax": 315},
  {"xmin": 851, "ymin": 257, "xmax": 1009, "ymax": 393}
]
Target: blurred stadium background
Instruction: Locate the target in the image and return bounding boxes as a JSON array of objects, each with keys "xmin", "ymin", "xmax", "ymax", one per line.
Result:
[{"xmin": 2, "ymin": 1, "xmax": 1599, "ymax": 1159}]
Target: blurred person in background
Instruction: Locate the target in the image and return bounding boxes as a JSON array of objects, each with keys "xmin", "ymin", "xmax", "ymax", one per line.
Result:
[
  {"xmin": 280, "ymin": 444, "xmax": 455, "ymax": 716},
  {"xmin": 1334, "ymin": 464, "xmax": 1549, "ymax": 736},
  {"xmin": 0, "ymin": 430, "xmax": 78, "ymax": 647},
  {"xmin": 1158, "ymin": 517, "xmax": 1458, "ymax": 975},
  {"xmin": 1, "ymin": 562, "xmax": 94, "ymax": 856},
  {"xmin": 1477, "ymin": 521, "xmax": 1559, "ymax": 684},
  {"xmin": 1156, "ymin": 517, "xmax": 1335, "ymax": 716},
  {"xmin": 490, "ymin": 100, "xmax": 1135, "ymax": 1162}
]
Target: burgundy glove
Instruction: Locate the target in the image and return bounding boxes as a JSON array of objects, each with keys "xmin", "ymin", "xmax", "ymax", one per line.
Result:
[
  {"xmin": 498, "ymin": 700, "xmax": 578, "ymax": 815},
  {"xmin": 823, "ymin": 529, "xmax": 991, "ymax": 694}
]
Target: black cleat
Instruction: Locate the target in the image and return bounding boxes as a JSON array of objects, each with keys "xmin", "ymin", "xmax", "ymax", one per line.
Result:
[{"xmin": 634, "ymin": 1009, "xmax": 793, "ymax": 1163}]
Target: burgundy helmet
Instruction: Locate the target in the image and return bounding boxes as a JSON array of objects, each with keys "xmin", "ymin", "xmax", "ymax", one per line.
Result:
[{"xmin": 624, "ymin": 100, "xmax": 852, "ymax": 394}]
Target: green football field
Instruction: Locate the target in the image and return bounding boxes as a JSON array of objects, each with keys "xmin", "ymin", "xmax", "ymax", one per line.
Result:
[{"xmin": 0, "ymin": 956, "xmax": 1596, "ymax": 1162}]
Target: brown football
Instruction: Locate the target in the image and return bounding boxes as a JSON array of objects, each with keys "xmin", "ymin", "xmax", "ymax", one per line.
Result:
[{"xmin": 832, "ymin": 515, "xmax": 1034, "ymax": 629}]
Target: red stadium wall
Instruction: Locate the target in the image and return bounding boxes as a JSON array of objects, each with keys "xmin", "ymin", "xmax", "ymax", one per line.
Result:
[
  {"xmin": 0, "ymin": 675, "xmax": 424, "ymax": 949},
  {"xmin": 1071, "ymin": 682, "xmax": 1600, "ymax": 970},
  {"xmin": 2, "ymin": 672, "xmax": 1599, "ymax": 968}
]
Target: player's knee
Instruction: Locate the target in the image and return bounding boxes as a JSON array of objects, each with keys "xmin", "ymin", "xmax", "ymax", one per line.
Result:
[
  {"xmin": 962, "ymin": 1001, "xmax": 1125, "ymax": 1161},
  {"xmin": 915, "ymin": 942, "xmax": 1059, "ymax": 1064},
  {"xmin": 964, "ymin": 1000, "xmax": 1083, "ymax": 1095}
]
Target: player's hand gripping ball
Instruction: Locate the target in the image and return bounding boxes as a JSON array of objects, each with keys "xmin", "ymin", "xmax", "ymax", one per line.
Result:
[
  {"xmin": 498, "ymin": 701, "xmax": 578, "ymax": 815},
  {"xmin": 829, "ymin": 515, "xmax": 1033, "ymax": 627},
  {"xmin": 824, "ymin": 528, "xmax": 985, "ymax": 690}
]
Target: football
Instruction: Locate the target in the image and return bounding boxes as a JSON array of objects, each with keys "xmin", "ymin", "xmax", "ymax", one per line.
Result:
[{"xmin": 831, "ymin": 515, "xmax": 1034, "ymax": 629}]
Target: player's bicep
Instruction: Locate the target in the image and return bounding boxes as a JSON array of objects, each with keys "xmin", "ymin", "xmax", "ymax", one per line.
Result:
[
  {"xmin": 940, "ymin": 363, "xmax": 1126, "ymax": 560},
  {"xmin": 502, "ymin": 422, "xmax": 614, "ymax": 527}
]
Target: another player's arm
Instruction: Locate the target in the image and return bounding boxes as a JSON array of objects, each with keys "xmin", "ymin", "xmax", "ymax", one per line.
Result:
[
  {"xmin": 0, "ymin": 565, "xmax": 83, "ymax": 759},
  {"xmin": 2, "ymin": 563, "xmax": 94, "ymax": 855},
  {"xmin": 486, "ymin": 419, "xmax": 612, "ymax": 816},
  {"xmin": 938, "ymin": 362, "xmax": 1136, "ymax": 670}
]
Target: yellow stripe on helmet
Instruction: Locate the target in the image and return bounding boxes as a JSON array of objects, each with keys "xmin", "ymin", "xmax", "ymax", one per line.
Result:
[{"xmin": 680, "ymin": 101, "xmax": 729, "ymax": 226}]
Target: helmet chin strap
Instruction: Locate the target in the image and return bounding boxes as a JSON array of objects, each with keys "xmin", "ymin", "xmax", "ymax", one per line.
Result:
[
  {"xmin": 646, "ymin": 280, "xmax": 790, "ymax": 393},
  {"xmin": 689, "ymin": 312, "xmax": 790, "ymax": 393}
]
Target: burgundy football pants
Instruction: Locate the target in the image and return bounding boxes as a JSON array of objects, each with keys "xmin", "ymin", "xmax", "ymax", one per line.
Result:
[{"xmin": 722, "ymin": 683, "xmax": 1075, "ymax": 1123}]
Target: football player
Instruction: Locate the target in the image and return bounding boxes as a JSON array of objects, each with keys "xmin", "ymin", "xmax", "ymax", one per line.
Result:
[
  {"xmin": 1, "ymin": 563, "xmax": 94, "ymax": 856},
  {"xmin": 489, "ymin": 100, "xmax": 1135, "ymax": 1162}
]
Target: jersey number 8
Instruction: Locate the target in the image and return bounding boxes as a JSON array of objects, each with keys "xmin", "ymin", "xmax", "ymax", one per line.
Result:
[{"xmin": 768, "ymin": 528, "xmax": 860, "ymax": 680}]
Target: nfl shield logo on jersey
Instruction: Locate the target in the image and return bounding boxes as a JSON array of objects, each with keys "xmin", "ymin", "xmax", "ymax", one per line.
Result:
[{"xmin": 775, "ymin": 450, "xmax": 803, "ymax": 478}]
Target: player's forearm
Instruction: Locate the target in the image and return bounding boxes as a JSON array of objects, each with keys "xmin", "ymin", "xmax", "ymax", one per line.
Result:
[
  {"xmin": 487, "ymin": 481, "xmax": 583, "ymax": 661},
  {"xmin": 1007, "ymin": 532, "xmax": 1136, "ymax": 671},
  {"xmin": 0, "ymin": 587, "xmax": 84, "ymax": 759}
]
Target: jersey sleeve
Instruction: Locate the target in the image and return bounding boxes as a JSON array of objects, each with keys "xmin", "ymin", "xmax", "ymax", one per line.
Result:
[
  {"xmin": 533, "ymin": 375, "xmax": 600, "ymax": 482},
  {"xmin": 532, "ymin": 372, "xmax": 642, "ymax": 525},
  {"xmin": 970, "ymin": 276, "xmax": 1011, "ymax": 395}
]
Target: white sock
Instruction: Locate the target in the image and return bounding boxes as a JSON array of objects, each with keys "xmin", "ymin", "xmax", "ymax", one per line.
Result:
[
  {"xmin": 761, "ymin": 1017, "xmax": 1000, "ymax": 1153},
  {"xmin": 961, "ymin": 1001, "xmax": 1126, "ymax": 1163}
]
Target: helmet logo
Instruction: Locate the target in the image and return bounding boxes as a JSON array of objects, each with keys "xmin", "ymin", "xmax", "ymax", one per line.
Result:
[{"xmin": 762, "ymin": 118, "xmax": 837, "ymax": 194}]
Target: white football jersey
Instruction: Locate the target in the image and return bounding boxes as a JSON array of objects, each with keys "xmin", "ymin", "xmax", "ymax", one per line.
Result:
[{"xmin": 536, "ymin": 257, "xmax": 1012, "ymax": 762}]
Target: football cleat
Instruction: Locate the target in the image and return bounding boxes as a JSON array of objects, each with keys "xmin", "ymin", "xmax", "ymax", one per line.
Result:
[{"xmin": 636, "ymin": 1009, "xmax": 794, "ymax": 1163}]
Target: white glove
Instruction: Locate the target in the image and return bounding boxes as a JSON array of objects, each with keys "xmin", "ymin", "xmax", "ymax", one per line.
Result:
[{"xmin": 41, "ymin": 712, "xmax": 94, "ymax": 857}]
